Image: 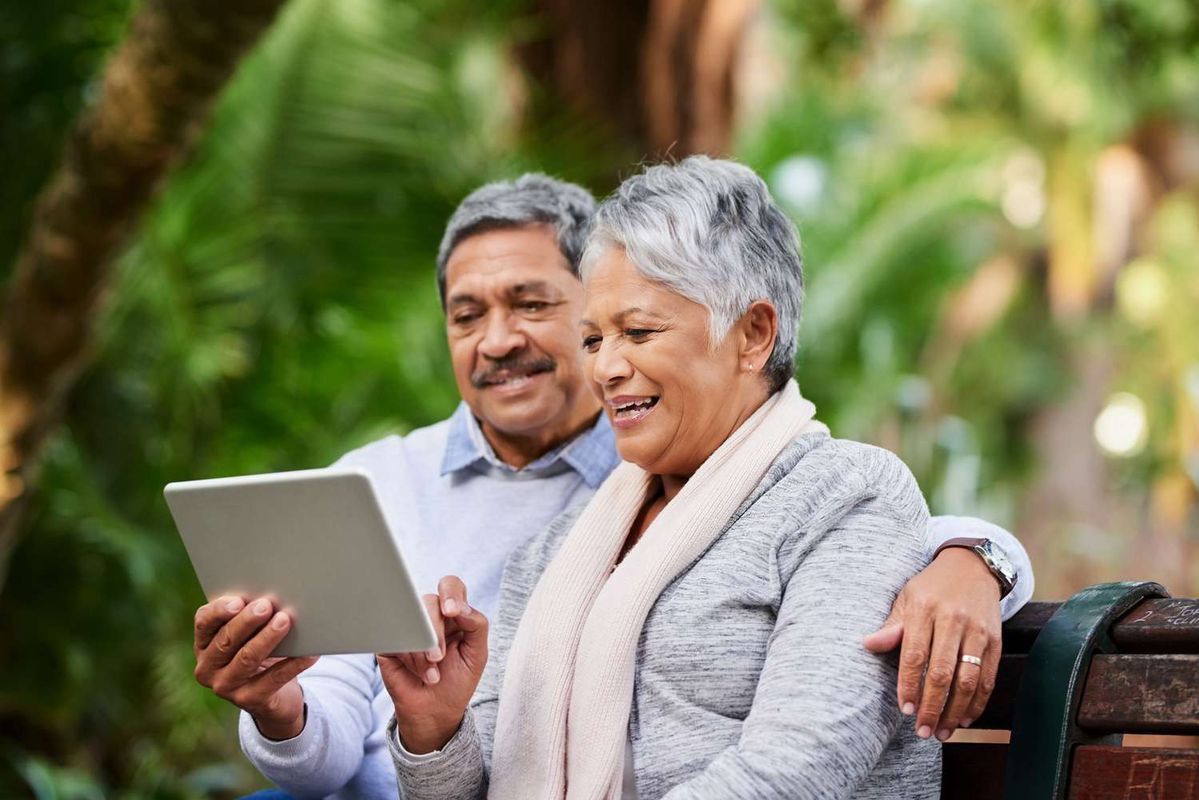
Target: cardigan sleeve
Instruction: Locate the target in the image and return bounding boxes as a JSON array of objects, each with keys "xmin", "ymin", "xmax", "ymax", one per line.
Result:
[
  {"xmin": 661, "ymin": 453, "xmax": 937, "ymax": 800},
  {"xmin": 389, "ymin": 503, "xmax": 585, "ymax": 799}
]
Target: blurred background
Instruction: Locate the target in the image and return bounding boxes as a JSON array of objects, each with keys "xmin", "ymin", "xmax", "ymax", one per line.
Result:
[{"xmin": 1, "ymin": 0, "xmax": 1197, "ymax": 795}]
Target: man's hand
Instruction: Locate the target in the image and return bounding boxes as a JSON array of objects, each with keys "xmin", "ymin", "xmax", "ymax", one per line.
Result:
[
  {"xmin": 863, "ymin": 548, "xmax": 1002, "ymax": 742},
  {"xmin": 193, "ymin": 596, "xmax": 319, "ymax": 740},
  {"xmin": 378, "ymin": 575, "xmax": 489, "ymax": 755}
]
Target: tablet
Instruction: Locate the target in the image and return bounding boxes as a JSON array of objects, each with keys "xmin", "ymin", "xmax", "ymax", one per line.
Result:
[{"xmin": 165, "ymin": 467, "xmax": 437, "ymax": 657}]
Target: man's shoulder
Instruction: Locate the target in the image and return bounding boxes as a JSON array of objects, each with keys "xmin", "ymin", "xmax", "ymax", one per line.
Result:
[{"xmin": 333, "ymin": 416, "xmax": 454, "ymax": 469}]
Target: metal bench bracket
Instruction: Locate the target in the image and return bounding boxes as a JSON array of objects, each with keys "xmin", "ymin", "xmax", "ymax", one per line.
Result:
[{"xmin": 1002, "ymin": 581, "xmax": 1169, "ymax": 799}]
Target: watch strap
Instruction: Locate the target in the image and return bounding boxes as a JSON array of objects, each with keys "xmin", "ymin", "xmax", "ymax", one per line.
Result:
[
  {"xmin": 932, "ymin": 536, "xmax": 1016, "ymax": 598},
  {"xmin": 932, "ymin": 536, "xmax": 989, "ymax": 559}
]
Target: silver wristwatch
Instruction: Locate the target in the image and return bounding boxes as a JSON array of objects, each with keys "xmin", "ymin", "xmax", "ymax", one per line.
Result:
[{"xmin": 933, "ymin": 537, "xmax": 1018, "ymax": 598}]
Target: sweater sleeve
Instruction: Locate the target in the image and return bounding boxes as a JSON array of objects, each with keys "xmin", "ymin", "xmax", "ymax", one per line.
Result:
[
  {"xmin": 389, "ymin": 502, "xmax": 585, "ymax": 800},
  {"xmin": 238, "ymin": 652, "xmax": 380, "ymax": 798},
  {"xmin": 662, "ymin": 455, "xmax": 936, "ymax": 800},
  {"xmin": 926, "ymin": 515, "xmax": 1035, "ymax": 621}
]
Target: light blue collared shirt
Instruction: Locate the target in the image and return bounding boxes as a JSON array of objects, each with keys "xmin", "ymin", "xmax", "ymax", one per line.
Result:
[{"xmin": 345, "ymin": 402, "xmax": 618, "ymax": 621}]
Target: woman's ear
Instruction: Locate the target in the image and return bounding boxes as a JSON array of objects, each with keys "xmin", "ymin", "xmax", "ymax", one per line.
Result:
[{"xmin": 738, "ymin": 300, "xmax": 778, "ymax": 373}]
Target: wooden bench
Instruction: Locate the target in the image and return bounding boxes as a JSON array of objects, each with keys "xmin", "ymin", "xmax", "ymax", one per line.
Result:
[{"xmin": 942, "ymin": 582, "xmax": 1199, "ymax": 799}]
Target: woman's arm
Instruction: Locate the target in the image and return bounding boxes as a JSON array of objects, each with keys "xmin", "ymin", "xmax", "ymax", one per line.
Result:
[
  {"xmin": 663, "ymin": 485, "xmax": 934, "ymax": 798},
  {"xmin": 386, "ymin": 503, "xmax": 584, "ymax": 799}
]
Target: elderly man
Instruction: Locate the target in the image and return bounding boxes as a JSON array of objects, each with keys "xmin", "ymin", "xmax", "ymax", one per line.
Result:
[{"xmin": 191, "ymin": 174, "xmax": 1033, "ymax": 799}]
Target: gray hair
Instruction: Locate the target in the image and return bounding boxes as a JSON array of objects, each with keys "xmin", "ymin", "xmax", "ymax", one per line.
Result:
[
  {"xmin": 580, "ymin": 156, "xmax": 803, "ymax": 392},
  {"xmin": 436, "ymin": 174, "xmax": 597, "ymax": 306}
]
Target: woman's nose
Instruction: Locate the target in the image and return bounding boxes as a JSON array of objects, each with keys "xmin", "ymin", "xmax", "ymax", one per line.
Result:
[{"xmin": 591, "ymin": 341, "xmax": 633, "ymax": 385}]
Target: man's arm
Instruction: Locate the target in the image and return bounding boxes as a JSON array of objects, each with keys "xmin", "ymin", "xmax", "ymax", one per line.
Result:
[
  {"xmin": 238, "ymin": 653, "xmax": 380, "ymax": 797},
  {"xmin": 191, "ymin": 595, "xmax": 378, "ymax": 797},
  {"xmin": 864, "ymin": 516, "xmax": 1035, "ymax": 741},
  {"xmin": 931, "ymin": 516, "xmax": 1034, "ymax": 619}
]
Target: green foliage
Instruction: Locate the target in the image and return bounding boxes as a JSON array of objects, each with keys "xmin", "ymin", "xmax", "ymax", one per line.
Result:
[
  {"xmin": 741, "ymin": 0, "xmax": 1198, "ymax": 524},
  {"xmin": 0, "ymin": 0, "xmax": 134, "ymax": 276},
  {"xmin": 1, "ymin": 0, "xmax": 573, "ymax": 793}
]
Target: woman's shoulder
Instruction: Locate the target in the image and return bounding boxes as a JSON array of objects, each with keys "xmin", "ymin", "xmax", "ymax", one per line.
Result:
[
  {"xmin": 503, "ymin": 501, "xmax": 587, "ymax": 581},
  {"xmin": 487, "ymin": 502, "xmax": 586, "ymax": 643},
  {"xmin": 747, "ymin": 432, "xmax": 929, "ymax": 544},
  {"xmin": 769, "ymin": 431, "xmax": 921, "ymax": 497}
]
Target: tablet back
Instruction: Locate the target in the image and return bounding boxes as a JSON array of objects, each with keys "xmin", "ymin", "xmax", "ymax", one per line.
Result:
[{"xmin": 165, "ymin": 468, "xmax": 436, "ymax": 657}]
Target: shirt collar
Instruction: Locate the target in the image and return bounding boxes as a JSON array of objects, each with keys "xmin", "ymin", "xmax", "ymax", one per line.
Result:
[{"xmin": 440, "ymin": 402, "xmax": 618, "ymax": 489}]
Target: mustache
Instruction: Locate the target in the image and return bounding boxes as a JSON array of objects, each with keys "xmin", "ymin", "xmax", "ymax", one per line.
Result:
[{"xmin": 471, "ymin": 356, "xmax": 556, "ymax": 388}]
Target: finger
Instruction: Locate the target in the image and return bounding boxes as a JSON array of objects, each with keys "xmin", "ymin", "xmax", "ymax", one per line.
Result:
[
  {"xmin": 437, "ymin": 575, "xmax": 471, "ymax": 618},
  {"xmin": 963, "ymin": 631, "xmax": 1002, "ymax": 726},
  {"xmin": 863, "ymin": 618, "xmax": 904, "ymax": 654},
  {"xmin": 220, "ymin": 611, "xmax": 294, "ymax": 685},
  {"xmin": 935, "ymin": 630, "xmax": 990, "ymax": 739},
  {"xmin": 395, "ymin": 651, "xmax": 438, "ymax": 685},
  {"xmin": 240, "ymin": 655, "xmax": 319, "ymax": 710},
  {"xmin": 446, "ymin": 605, "xmax": 489, "ymax": 676},
  {"xmin": 194, "ymin": 596, "xmax": 247, "ymax": 655},
  {"xmin": 896, "ymin": 609, "xmax": 933, "ymax": 717},
  {"xmin": 915, "ymin": 614, "xmax": 965, "ymax": 739},
  {"xmin": 378, "ymin": 654, "xmax": 429, "ymax": 696},
  {"xmin": 421, "ymin": 593, "xmax": 446, "ymax": 672},
  {"xmin": 203, "ymin": 597, "xmax": 276, "ymax": 669}
]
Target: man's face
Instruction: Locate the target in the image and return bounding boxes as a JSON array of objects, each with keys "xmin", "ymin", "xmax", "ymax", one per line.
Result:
[{"xmin": 443, "ymin": 224, "xmax": 594, "ymax": 452}]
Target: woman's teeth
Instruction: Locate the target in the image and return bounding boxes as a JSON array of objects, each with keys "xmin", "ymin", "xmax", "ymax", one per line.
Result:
[{"xmin": 614, "ymin": 398, "xmax": 657, "ymax": 418}]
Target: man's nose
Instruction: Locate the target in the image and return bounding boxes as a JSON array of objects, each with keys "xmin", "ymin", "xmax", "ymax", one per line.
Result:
[{"xmin": 478, "ymin": 311, "xmax": 526, "ymax": 359}]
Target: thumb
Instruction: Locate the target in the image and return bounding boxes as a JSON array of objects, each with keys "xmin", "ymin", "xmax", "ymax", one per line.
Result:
[{"xmin": 863, "ymin": 617, "xmax": 904, "ymax": 653}]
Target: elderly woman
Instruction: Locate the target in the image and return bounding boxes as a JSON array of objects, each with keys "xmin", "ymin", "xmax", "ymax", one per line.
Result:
[{"xmin": 378, "ymin": 157, "xmax": 941, "ymax": 799}]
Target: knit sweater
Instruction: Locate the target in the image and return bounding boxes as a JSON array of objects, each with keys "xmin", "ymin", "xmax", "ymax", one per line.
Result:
[{"xmin": 388, "ymin": 432, "xmax": 942, "ymax": 799}]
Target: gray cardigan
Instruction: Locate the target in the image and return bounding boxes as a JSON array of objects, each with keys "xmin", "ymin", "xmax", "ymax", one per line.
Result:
[{"xmin": 389, "ymin": 433, "xmax": 942, "ymax": 799}]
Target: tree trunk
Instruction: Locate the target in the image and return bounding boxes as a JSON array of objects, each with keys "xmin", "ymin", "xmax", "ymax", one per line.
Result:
[
  {"xmin": 0, "ymin": 0, "xmax": 288, "ymax": 587},
  {"xmin": 517, "ymin": 0, "xmax": 759, "ymax": 165}
]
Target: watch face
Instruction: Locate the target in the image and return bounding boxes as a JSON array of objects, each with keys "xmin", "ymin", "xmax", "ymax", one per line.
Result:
[{"xmin": 980, "ymin": 540, "xmax": 1017, "ymax": 584}]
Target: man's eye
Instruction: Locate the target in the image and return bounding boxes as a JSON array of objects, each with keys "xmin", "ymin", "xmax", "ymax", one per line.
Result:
[
  {"xmin": 581, "ymin": 335, "xmax": 602, "ymax": 352},
  {"xmin": 518, "ymin": 301, "xmax": 549, "ymax": 312},
  {"xmin": 452, "ymin": 313, "xmax": 481, "ymax": 326}
]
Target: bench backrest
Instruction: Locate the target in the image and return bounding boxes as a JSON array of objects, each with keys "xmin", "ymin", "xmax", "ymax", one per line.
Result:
[{"xmin": 942, "ymin": 590, "xmax": 1199, "ymax": 799}]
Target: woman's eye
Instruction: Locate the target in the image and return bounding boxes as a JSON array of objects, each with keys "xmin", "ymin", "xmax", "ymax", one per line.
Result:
[
  {"xmin": 625, "ymin": 328, "xmax": 656, "ymax": 341},
  {"xmin": 581, "ymin": 335, "xmax": 602, "ymax": 352}
]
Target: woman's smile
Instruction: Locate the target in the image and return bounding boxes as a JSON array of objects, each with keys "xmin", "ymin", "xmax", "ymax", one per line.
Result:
[{"xmin": 606, "ymin": 394, "xmax": 660, "ymax": 428}]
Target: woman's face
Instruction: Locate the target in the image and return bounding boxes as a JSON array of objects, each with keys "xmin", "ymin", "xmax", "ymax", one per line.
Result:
[{"xmin": 581, "ymin": 249, "xmax": 773, "ymax": 478}]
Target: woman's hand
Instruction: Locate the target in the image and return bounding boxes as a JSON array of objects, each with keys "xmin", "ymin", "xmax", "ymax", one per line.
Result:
[
  {"xmin": 378, "ymin": 575, "xmax": 489, "ymax": 754},
  {"xmin": 862, "ymin": 549, "xmax": 1002, "ymax": 741}
]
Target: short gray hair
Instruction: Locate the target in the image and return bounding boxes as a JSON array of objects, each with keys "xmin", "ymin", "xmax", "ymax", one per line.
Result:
[
  {"xmin": 436, "ymin": 174, "xmax": 597, "ymax": 306},
  {"xmin": 580, "ymin": 156, "xmax": 803, "ymax": 392}
]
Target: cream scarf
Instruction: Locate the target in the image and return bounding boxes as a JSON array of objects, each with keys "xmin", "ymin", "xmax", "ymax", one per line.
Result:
[{"xmin": 489, "ymin": 381, "xmax": 825, "ymax": 800}]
